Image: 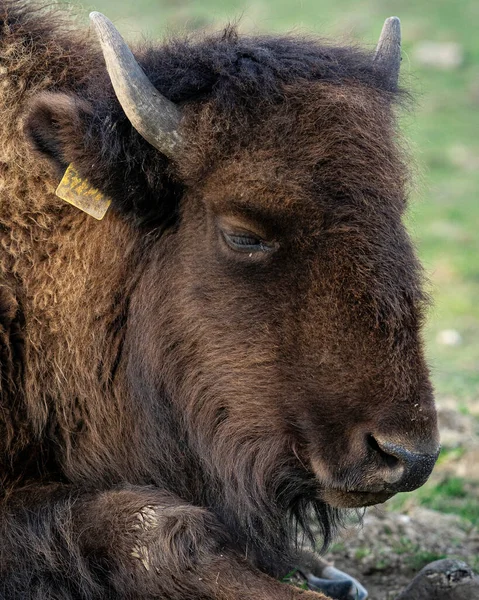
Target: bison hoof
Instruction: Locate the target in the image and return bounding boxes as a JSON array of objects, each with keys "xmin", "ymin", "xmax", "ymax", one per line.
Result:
[
  {"xmin": 306, "ymin": 566, "xmax": 368, "ymax": 600},
  {"xmin": 307, "ymin": 577, "xmax": 356, "ymax": 600},
  {"xmin": 395, "ymin": 558, "xmax": 479, "ymax": 600}
]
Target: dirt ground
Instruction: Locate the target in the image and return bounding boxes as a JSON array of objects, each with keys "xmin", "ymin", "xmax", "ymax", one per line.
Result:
[
  {"xmin": 321, "ymin": 398, "xmax": 479, "ymax": 599},
  {"xmin": 323, "ymin": 506, "xmax": 479, "ymax": 599}
]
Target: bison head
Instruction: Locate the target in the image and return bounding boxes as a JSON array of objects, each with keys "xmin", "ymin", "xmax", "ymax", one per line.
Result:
[{"xmin": 25, "ymin": 13, "xmax": 439, "ymax": 565}]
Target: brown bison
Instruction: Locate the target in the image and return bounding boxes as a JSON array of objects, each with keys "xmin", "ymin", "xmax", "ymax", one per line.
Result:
[{"xmin": 0, "ymin": 1, "xmax": 439, "ymax": 598}]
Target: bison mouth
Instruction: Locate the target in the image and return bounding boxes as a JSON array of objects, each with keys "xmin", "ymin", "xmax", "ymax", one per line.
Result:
[
  {"xmin": 310, "ymin": 458, "xmax": 401, "ymax": 508},
  {"xmin": 319, "ymin": 487, "xmax": 396, "ymax": 509}
]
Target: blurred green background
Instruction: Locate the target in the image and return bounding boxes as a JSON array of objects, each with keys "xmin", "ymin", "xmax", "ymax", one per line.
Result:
[{"xmin": 69, "ymin": 0, "xmax": 479, "ymax": 521}]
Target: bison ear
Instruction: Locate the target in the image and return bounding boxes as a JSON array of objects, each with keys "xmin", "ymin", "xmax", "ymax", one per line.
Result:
[
  {"xmin": 25, "ymin": 91, "xmax": 181, "ymax": 226},
  {"xmin": 24, "ymin": 92, "xmax": 93, "ymax": 177}
]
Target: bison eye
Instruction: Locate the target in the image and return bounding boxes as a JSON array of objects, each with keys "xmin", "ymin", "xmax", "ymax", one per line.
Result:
[{"xmin": 221, "ymin": 230, "xmax": 277, "ymax": 254}]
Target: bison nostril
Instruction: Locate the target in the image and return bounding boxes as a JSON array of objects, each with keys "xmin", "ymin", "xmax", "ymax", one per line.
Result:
[
  {"xmin": 367, "ymin": 434, "xmax": 400, "ymax": 470},
  {"xmin": 367, "ymin": 435, "xmax": 440, "ymax": 491}
]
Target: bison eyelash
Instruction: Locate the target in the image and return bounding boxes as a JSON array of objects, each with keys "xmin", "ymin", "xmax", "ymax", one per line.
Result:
[{"xmin": 221, "ymin": 230, "xmax": 277, "ymax": 254}]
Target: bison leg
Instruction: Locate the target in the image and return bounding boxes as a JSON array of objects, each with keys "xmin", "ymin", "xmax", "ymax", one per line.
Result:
[{"xmin": 0, "ymin": 484, "xmax": 329, "ymax": 599}]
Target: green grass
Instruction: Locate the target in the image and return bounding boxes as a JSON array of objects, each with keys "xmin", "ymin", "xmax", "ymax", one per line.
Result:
[
  {"xmin": 392, "ymin": 537, "xmax": 447, "ymax": 571},
  {"xmin": 389, "ymin": 475, "xmax": 479, "ymax": 525},
  {"xmin": 435, "ymin": 445, "xmax": 466, "ymax": 465}
]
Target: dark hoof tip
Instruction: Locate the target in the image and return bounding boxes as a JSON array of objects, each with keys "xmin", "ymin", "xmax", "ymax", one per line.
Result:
[
  {"xmin": 307, "ymin": 573, "xmax": 368, "ymax": 600},
  {"xmin": 308, "ymin": 565, "xmax": 368, "ymax": 600}
]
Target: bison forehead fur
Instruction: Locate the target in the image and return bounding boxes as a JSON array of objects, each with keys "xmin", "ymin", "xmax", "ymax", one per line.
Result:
[{"xmin": 0, "ymin": 0, "xmax": 438, "ymax": 595}]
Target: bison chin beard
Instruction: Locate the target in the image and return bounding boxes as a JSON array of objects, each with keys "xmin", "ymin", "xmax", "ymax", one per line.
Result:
[{"xmin": 202, "ymin": 444, "xmax": 345, "ymax": 577}]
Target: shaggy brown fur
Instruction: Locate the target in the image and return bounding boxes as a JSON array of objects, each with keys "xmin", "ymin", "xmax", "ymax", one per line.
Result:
[{"xmin": 0, "ymin": 1, "xmax": 439, "ymax": 598}]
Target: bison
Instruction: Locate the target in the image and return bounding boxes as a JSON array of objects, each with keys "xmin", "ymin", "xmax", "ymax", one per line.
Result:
[{"xmin": 0, "ymin": 1, "xmax": 439, "ymax": 598}]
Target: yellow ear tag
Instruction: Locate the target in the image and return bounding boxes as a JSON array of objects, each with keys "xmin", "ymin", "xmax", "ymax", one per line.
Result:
[{"xmin": 55, "ymin": 164, "xmax": 111, "ymax": 220}]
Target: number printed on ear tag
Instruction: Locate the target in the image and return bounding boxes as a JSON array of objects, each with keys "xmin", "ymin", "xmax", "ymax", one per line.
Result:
[{"xmin": 55, "ymin": 164, "xmax": 111, "ymax": 220}]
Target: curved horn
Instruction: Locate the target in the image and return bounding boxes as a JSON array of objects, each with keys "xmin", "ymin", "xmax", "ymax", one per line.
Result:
[
  {"xmin": 89, "ymin": 12, "xmax": 182, "ymax": 159},
  {"xmin": 373, "ymin": 16, "xmax": 401, "ymax": 89}
]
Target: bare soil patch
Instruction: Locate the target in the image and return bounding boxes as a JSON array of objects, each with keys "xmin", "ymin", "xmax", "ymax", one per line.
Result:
[{"xmin": 324, "ymin": 506, "xmax": 479, "ymax": 599}]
